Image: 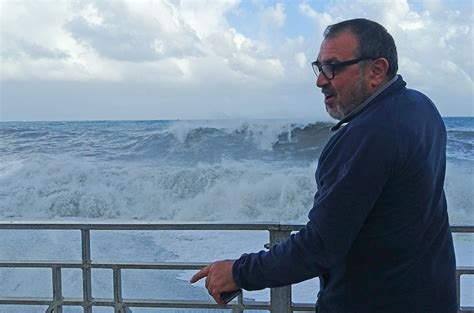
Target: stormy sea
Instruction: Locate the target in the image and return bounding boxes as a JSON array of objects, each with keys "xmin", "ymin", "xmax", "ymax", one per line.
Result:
[{"xmin": 0, "ymin": 117, "xmax": 472, "ymax": 312}]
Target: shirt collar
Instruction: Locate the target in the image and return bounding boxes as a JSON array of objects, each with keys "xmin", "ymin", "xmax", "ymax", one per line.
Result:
[{"xmin": 330, "ymin": 75, "xmax": 399, "ymax": 131}]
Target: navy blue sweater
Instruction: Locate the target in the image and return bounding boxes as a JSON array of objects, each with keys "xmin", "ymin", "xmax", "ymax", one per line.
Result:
[{"xmin": 232, "ymin": 76, "xmax": 457, "ymax": 313}]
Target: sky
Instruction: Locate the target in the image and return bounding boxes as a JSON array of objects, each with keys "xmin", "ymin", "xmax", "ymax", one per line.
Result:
[{"xmin": 0, "ymin": 0, "xmax": 473, "ymax": 122}]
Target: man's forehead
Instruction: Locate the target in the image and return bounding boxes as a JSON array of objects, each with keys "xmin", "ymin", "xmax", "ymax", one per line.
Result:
[{"xmin": 317, "ymin": 32, "xmax": 358, "ymax": 62}]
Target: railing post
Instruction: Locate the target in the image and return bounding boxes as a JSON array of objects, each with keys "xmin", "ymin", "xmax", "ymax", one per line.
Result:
[
  {"xmin": 113, "ymin": 268, "xmax": 132, "ymax": 313},
  {"xmin": 269, "ymin": 228, "xmax": 292, "ymax": 313},
  {"xmin": 231, "ymin": 292, "xmax": 244, "ymax": 313},
  {"xmin": 81, "ymin": 229, "xmax": 93, "ymax": 313},
  {"xmin": 113, "ymin": 268, "xmax": 122, "ymax": 313},
  {"xmin": 52, "ymin": 266, "xmax": 63, "ymax": 313},
  {"xmin": 456, "ymin": 270, "xmax": 460, "ymax": 312},
  {"xmin": 456, "ymin": 269, "xmax": 464, "ymax": 313}
]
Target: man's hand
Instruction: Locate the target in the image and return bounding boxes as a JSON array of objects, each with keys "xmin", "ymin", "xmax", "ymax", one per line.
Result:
[{"xmin": 190, "ymin": 260, "xmax": 238, "ymax": 307}]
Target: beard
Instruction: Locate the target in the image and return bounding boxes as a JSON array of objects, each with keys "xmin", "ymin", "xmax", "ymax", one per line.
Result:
[{"xmin": 326, "ymin": 72, "xmax": 372, "ymax": 121}]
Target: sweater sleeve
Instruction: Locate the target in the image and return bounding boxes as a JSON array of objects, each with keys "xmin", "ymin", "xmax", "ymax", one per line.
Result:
[{"xmin": 232, "ymin": 124, "xmax": 396, "ymax": 290}]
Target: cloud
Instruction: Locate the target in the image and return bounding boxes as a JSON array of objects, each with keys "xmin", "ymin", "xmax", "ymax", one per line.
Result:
[
  {"xmin": 422, "ymin": 0, "xmax": 443, "ymax": 14},
  {"xmin": 0, "ymin": 1, "xmax": 69, "ymax": 60},
  {"xmin": 295, "ymin": 52, "xmax": 307, "ymax": 69},
  {"xmin": 178, "ymin": 0, "xmax": 240, "ymax": 39},
  {"xmin": 0, "ymin": 1, "xmax": 122, "ymax": 81},
  {"xmin": 1, "ymin": 0, "xmax": 472, "ymax": 119},
  {"xmin": 298, "ymin": 2, "xmax": 333, "ymax": 30},
  {"xmin": 65, "ymin": 1, "xmax": 204, "ymax": 62},
  {"xmin": 262, "ymin": 3, "xmax": 286, "ymax": 28},
  {"xmin": 1, "ymin": 0, "xmax": 287, "ymax": 86},
  {"xmin": 2, "ymin": 40, "xmax": 69, "ymax": 60}
]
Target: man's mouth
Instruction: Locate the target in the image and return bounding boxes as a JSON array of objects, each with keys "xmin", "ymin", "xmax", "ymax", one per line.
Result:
[{"xmin": 323, "ymin": 90, "xmax": 336, "ymax": 104}]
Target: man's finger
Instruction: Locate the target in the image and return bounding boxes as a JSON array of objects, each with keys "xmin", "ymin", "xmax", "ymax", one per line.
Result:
[
  {"xmin": 208, "ymin": 288, "xmax": 226, "ymax": 308},
  {"xmin": 190, "ymin": 265, "xmax": 210, "ymax": 283}
]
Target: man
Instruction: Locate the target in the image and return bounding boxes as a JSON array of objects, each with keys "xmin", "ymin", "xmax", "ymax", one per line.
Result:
[{"xmin": 191, "ymin": 18, "xmax": 457, "ymax": 313}]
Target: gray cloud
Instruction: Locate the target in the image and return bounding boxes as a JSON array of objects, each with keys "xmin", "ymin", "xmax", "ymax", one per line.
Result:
[
  {"xmin": 2, "ymin": 40, "xmax": 69, "ymax": 60},
  {"xmin": 66, "ymin": 17, "xmax": 158, "ymax": 62},
  {"xmin": 65, "ymin": 2, "xmax": 204, "ymax": 62}
]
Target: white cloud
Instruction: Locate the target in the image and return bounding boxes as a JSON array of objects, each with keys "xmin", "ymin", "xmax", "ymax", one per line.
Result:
[
  {"xmin": 299, "ymin": 2, "xmax": 333, "ymax": 30},
  {"xmin": 1, "ymin": 0, "xmax": 287, "ymax": 86},
  {"xmin": 422, "ymin": 0, "xmax": 443, "ymax": 14},
  {"xmin": 178, "ymin": 0, "xmax": 240, "ymax": 39},
  {"xmin": 78, "ymin": 3, "xmax": 104, "ymax": 26},
  {"xmin": 262, "ymin": 3, "xmax": 286, "ymax": 28},
  {"xmin": 1, "ymin": 1, "xmax": 122, "ymax": 81},
  {"xmin": 295, "ymin": 52, "xmax": 307, "ymax": 69},
  {"xmin": 398, "ymin": 13, "xmax": 425, "ymax": 31}
]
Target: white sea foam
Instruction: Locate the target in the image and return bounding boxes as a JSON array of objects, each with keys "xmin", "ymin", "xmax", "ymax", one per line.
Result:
[
  {"xmin": 0, "ymin": 156, "xmax": 316, "ymax": 222},
  {"xmin": 0, "ymin": 157, "xmax": 23, "ymax": 180},
  {"xmin": 0, "ymin": 155, "xmax": 472, "ymax": 225},
  {"xmin": 234, "ymin": 121, "xmax": 295, "ymax": 150}
]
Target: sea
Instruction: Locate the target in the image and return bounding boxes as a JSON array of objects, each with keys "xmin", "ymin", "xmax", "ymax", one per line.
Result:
[{"xmin": 0, "ymin": 117, "xmax": 473, "ymax": 312}]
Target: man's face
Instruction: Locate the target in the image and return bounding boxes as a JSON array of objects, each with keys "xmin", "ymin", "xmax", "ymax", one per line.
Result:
[{"xmin": 316, "ymin": 32, "xmax": 372, "ymax": 120}]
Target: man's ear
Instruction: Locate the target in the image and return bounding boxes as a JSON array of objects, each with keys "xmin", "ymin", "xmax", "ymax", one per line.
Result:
[{"xmin": 369, "ymin": 57, "xmax": 389, "ymax": 88}]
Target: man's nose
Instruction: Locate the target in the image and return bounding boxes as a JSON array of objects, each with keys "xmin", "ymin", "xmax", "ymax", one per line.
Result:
[{"xmin": 316, "ymin": 73, "xmax": 329, "ymax": 88}]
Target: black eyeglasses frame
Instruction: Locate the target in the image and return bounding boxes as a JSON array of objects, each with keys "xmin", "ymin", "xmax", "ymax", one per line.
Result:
[{"xmin": 311, "ymin": 56, "xmax": 375, "ymax": 80}]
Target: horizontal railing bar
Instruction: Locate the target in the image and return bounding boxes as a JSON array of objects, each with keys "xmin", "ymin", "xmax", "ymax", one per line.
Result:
[
  {"xmin": 457, "ymin": 266, "xmax": 474, "ymax": 274},
  {"xmin": 0, "ymin": 261, "xmax": 82, "ymax": 268},
  {"xmin": 0, "ymin": 297, "xmax": 270, "ymax": 309},
  {"xmin": 292, "ymin": 302, "xmax": 317, "ymax": 311},
  {"xmin": 0, "ymin": 296, "xmax": 470, "ymax": 312},
  {"xmin": 2, "ymin": 262, "xmax": 472, "ymax": 273},
  {"xmin": 0, "ymin": 297, "xmax": 82, "ymax": 306},
  {"xmin": 0, "ymin": 221, "xmax": 472, "ymax": 233},
  {"xmin": 0, "ymin": 221, "xmax": 303, "ymax": 231},
  {"xmin": 92, "ymin": 261, "xmax": 209, "ymax": 270},
  {"xmin": 106, "ymin": 299, "xmax": 270, "ymax": 309},
  {"xmin": 94, "ymin": 298, "xmax": 240, "ymax": 308},
  {"xmin": 0, "ymin": 261, "xmax": 209, "ymax": 270},
  {"xmin": 452, "ymin": 225, "xmax": 474, "ymax": 233}
]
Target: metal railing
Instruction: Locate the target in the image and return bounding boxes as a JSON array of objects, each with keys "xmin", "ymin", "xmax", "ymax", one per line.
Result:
[{"xmin": 0, "ymin": 221, "xmax": 472, "ymax": 313}]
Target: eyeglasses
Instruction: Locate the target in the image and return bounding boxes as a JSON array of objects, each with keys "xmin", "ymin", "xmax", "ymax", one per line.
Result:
[{"xmin": 311, "ymin": 56, "xmax": 375, "ymax": 80}]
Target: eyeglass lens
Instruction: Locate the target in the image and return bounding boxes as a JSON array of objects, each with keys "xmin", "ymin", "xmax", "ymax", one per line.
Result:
[{"xmin": 312, "ymin": 63, "xmax": 333, "ymax": 80}]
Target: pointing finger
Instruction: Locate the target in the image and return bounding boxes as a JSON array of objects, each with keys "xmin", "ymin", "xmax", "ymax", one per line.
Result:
[{"xmin": 190, "ymin": 265, "xmax": 210, "ymax": 283}]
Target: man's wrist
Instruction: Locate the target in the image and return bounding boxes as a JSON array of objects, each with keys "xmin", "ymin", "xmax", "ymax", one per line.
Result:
[{"xmin": 232, "ymin": 254, "xmax": 248, "ymax": 289}]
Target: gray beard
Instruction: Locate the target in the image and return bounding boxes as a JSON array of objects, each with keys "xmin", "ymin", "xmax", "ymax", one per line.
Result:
[{"xmin": 331, "ymin": 72, "xmax": 372, "ymax": 120}]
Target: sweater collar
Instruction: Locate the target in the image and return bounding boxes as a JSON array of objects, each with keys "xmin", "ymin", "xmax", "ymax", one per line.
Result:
[{"xmin": 330, "ymin": 75, "xmax": 406, "ymax": 131}]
